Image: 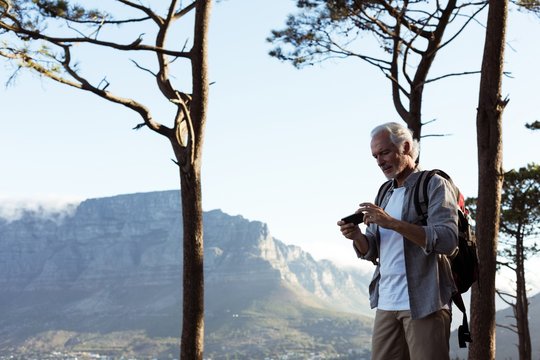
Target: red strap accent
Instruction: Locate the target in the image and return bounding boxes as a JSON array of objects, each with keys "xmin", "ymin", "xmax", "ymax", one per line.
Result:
[{"xmin": 458, "ymin": 193, "xmax": 465, "ymax": 212}]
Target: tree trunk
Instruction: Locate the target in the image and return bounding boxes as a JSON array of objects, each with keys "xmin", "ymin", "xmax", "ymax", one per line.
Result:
[
  {"xmin": 403, "ymin": 0, "xmax": 457, "ymax": 143},
  {"xmin": 180, "ymin": 166, "xmax": 205, "ymax": 360},
  {"xmin": 179, "ymin": 1, "xmax": 212, "ymax": 359},
  {"xmin": 516, "ymin": 233, "xmax": 531, "ymax": 360},
  {"xmin": 469, "ymin": 1, "xmax": 508, "ymax": 359}
]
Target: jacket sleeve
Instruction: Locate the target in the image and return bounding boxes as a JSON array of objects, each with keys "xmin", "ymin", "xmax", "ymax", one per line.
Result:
[
  {"xmin": 353, "ymin": 223, "xmax": 379, "ymax": 264},
  {"xmin": 422, "ymin": 175, "xmax": 459, "ymax": 256}
]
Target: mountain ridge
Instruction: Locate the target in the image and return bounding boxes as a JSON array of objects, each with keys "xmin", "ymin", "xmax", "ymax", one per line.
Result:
[
  {"xmin": 3, "ymin": 190, "xmax": 536, "ymax": 359},
  {"xmin": 0, "ymin": 190, "xmax": 374, "ymax": 358}
]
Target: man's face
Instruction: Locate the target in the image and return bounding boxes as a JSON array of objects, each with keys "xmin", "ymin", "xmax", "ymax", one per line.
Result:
[{"xmin": 370, "ymin": 131, "xmax": 411, "ymax": 181}]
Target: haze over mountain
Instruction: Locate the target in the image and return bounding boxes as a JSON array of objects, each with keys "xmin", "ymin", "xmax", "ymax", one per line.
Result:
[
  {"xmin": 1, "ymin": 190, "xmax": 537, "ymax": 359},
  {"xmin": 0, "ymin": 190, "xmax": 374, "ymax": 358}
]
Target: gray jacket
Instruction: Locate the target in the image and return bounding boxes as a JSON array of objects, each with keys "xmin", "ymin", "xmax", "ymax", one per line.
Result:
[{"xmin": 354, "ymin": 169, "xmax": 459, "ymax": 319}]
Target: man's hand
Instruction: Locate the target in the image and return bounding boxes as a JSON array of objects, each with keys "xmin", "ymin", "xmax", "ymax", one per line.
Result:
[
  {"xmin": 337, "ymin": 218, "xmax": 369, "ymax": 254},
  {"xmin": 337, "ymin": 220, "xmax": 363, "ymax": 241},
  {"xmin": 359, "ymin": 202, "xmax": 427, "ymax": 248},
  {"xmin": 359, "ymin": 202, "xmax": 395, "ymax": 228}
]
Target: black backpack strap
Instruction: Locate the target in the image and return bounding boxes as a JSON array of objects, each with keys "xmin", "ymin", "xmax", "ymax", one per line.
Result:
[
  {"xmin": 412, "ymin": 170, "xmax": 432, "ymax": 225},
  {"xmin": 375, "ymin": 180, "xmax": 393, "ymax": 207},
  {"xmin": 453, "ymin": 292, "xmax": 472, "ymax": 348},
  {"xmin": 415, "ymin": 170, "xmax": 472, "ymax": 348},
  {"xmin": 413, "ymin": 169, "xmax": 454, "ymax": 224}
]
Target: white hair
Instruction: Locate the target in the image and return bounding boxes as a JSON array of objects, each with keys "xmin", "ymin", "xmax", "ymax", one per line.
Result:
[{"xmin": 371, "ymin": 122, "xmax": 420, "ymax": 162}]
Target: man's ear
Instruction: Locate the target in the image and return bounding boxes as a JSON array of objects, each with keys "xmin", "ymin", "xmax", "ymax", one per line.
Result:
[{"xmin": 403, "ymin": 141, "xmax": 411, "ymax": 155}]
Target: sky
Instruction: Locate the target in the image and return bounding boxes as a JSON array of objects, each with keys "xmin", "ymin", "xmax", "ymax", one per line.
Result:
[{"xmin": 1, "ymin": 1, "xmax": 539, "ymax": 298}]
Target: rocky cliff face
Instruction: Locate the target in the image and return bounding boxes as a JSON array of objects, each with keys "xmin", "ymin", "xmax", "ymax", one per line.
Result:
[{"xmin": 0, "ymin": 190, "xmax": 372, "ymax": 346}]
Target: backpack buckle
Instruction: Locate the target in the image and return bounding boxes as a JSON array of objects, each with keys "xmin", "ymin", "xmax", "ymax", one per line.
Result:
[{"xmin": 458, "ymin": 324, "xmax": 472, "ymax": 348}]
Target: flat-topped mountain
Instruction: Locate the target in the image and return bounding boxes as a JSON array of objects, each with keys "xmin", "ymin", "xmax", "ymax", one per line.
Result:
[{"xmin": 0, "ymin": 191, "xmax": 374, "ymax": 358}]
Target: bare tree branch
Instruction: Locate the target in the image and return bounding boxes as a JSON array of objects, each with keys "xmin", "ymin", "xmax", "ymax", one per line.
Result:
[
  {"xmin": 498, "ymin": 260, "xmax": 517, "ymax": 272},
  {"xmin": 424, "ymin": 70, "xmax": 482, "ymax": 84},
  {"xmin": 378, "ymin": 1, "xmax": 433, "ymax": 39},
  {"xmin": 389, "ymin": 13, "xmax": 410, "ymax": 121},
  {"xmin": 115, "ymin": 0, "xmax": 164, "ymax": 25},
  {"xmin": 496, "ymin": 323, "xmax": 518, "ymax": 333},
  {"xmin": 153, "ymin": 0, "xmax": 187, "ymax": 102},
  {"xmin": 439, "ymin": 2, "xmax": 489, "ymax": 52},
  {"xmin": 421, "ymin": 133, "xmax": 452, "ymax": 138},
  {"xmin": 496, "ymin": 288, "xmax": 517, "ymax": 307},
  {"xmin": 48, "ymin": 44, "xmax": 171, "ymax": 136},
  {"xmin": 43, "ymin": 13, "xmax": 150, "ymax": 26},
  {"xmin": 172, "ymin": 1, "xmax": 198, "ymax": 20},
  {"xmin": 0, "ymin": 21, "xmax": 191, "ymax": 57},
  {"xmin": 131, "ymin": 59, "xmax": 157, "ymax": 77}
]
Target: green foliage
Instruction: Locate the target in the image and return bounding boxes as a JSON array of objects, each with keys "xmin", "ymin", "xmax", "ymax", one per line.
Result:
[
  {"xmin": 268, "ymin": 0, "xmax": 489, "ymax": 140},
  {"xmin": 0, "ymin": 0, "xmax": 110, "ymax": 83},
  {"xmin": 513, "ymin": 0, "xmax": 540, "ymax": 18},
  {"xmin": 268, "ymin": 1, "xmax": 486, "ymax": 68},
  {"xmin": 268, "ymin": 0, "xmax": 383, "ymax": 67},
  {"xmin": 38, "ymin": 0, "xmax": 104, "ymax": 21},
  {"xmin": 516, "ymin": 0, "xmax": 540, "ymax": 11},
  {"xmin": 465, "ymin": 163, "xmax": 540, "ymax": 264},
  {"xmin": 464, "ymin": 196, "xmax": 477, "ymax": 222},
  {"xmin": 499, "ymin": 163, "xmax": 540, "ymax": 257},
  {"xmin": 15, "ymin": 0, "xmax": 106, "ymax": 21},
  {"xmin": 525, "ymin": 120, "xmax": 540, "ymax": 130},
  {"xmin": 34, "ymin": 0, "xmax": 69, "ymax": 18}
]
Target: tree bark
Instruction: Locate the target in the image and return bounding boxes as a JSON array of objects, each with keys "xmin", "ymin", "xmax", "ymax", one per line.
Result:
[
  {"xmin": 515, "ymin": 232, "xmax": 532, "ymax": 360},
  {"xmin": 469, "ymin": 0, "xmax": 508, "ymax": 359},
  {"xmin": 405, "ymin": 0, "xmax": 457, "ymax": 142},
  {"xmin": 179, "ymin": 166, "xmax": 205, "ymax": 360},
  {"xmin": 178, "ymin": 1, "xmax": 212, "ymax": 359}
]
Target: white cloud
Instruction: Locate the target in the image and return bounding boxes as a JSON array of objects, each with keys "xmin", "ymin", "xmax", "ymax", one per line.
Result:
[{"xmin": 0, "ymin": 195, "xmax": 82, "ymax": 223}]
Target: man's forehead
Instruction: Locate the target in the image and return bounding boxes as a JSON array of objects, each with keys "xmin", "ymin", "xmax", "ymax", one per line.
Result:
[{"xmin": 370, "ymin": 132, "xmax": 393, "ymax": 150}]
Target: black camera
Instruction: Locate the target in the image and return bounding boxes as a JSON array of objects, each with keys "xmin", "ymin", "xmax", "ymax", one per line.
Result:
[{"xmin": 341, "ymin": 212, "xmax": 364, "ymax": 225}]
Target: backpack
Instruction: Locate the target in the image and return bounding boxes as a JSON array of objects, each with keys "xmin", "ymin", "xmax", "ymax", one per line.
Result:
[
  {"xmin": 414, "ymin": 169, "xmax": 479, "ymax": 348},
  {"xmin": 375, "ymin": 169, "xmax": 479, "ymax": 348}
]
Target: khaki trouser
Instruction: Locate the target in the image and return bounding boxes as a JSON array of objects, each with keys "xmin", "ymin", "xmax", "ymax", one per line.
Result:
[{"xmin": 371, "ymin": 308, "xmax": 451, "ymax": 360}]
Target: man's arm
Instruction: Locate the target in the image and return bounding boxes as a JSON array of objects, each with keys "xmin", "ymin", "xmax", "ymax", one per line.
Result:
[
  {"xmin": 337, "ymin": 220, "xmax": 369, "ymax": 254},
  {"xmin": 358, "ymin": 202, "xmax": 426, "ymax": 248},
  {"xmin": 383, "ymin": 219, "xmax": 426, "ymax": 248},
  {"xmin": 422, "ymin": 175, "xmax": 459, "ymax": 255}
]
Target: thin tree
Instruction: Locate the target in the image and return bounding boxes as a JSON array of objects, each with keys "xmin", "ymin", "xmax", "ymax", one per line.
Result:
[
  {"xmin": 0, "ymin": 1, "xmax": 212, "ymax": 359},
  {"xmin": 470, "ymin": 0, "xmax": 508, "ymax": 358},
  {"xmin": 267, "ymin": 0, "xmax": 488, "ymax": 140},
  {"xmin": 497, "ymin": 164, "xmax": 540, "ymax": 360},
  {"xmin": 466, "ymin": 164, "xmax": 540, "ymax": 360}
]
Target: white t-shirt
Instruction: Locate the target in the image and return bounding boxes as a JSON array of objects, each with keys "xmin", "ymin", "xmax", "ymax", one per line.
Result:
[{"xmin": 377, "ymin": 187, "xmax": 410, "ymax": 311}]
